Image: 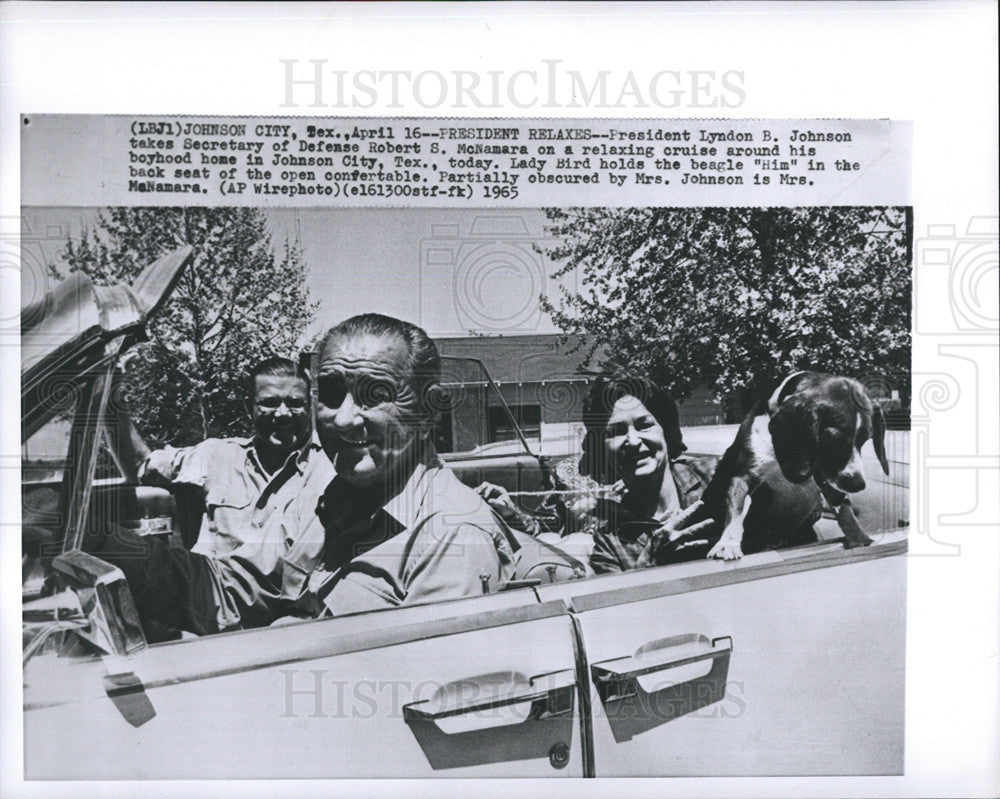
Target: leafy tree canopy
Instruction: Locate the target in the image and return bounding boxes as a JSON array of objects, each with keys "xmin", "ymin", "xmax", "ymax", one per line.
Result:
[
  {"xmin": 539, "ymin": 207, "xmax": 911, "ymax": 413},
  {"xmin": 52, "ymin": 207, "xmax": 316, "ymax": 446}
]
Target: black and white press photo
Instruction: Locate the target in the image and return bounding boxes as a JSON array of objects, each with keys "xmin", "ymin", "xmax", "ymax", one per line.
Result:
[{"xmin": 19, "ymin": 116, "xmax": 912, "ymax": 779}]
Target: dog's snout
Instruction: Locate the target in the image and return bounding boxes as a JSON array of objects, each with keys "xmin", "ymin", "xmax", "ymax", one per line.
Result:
[
  {"xmin": 835, "ymin": 471, "xmax": 866, "ymax": 493},
  {"xmin": 780, "ymin": 463, "xmax": 813, "ymax": 484}
]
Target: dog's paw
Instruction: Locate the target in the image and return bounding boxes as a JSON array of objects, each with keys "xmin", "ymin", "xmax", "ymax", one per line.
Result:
[
  {"xmin": 708, "ymin": 539, "xmax": 744, "ymax": 560},
  {"xmin": 843, "ymin": 533, "xmax": 874, "ymax": 549}
]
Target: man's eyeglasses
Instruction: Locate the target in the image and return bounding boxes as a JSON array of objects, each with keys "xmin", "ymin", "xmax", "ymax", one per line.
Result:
[{"xmin": 256, "ymin": 397, "xmax": 309, "ymax": 412}]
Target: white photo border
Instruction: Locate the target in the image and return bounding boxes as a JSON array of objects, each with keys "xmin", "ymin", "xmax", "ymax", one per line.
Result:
[{"xmin": 2, "ymin": 2, "xmax": 998, "ymax": 798}]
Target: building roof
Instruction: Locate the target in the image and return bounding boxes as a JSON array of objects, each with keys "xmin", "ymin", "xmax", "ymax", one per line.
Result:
[{"xmin": 435, "ymin": 333, "xmax": 605, "ymax": 385}]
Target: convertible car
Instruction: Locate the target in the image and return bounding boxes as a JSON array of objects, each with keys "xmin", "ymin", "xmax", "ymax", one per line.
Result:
[{"xmin": 21, "ymin": 250, "xmax": 908, "ymax": 778}]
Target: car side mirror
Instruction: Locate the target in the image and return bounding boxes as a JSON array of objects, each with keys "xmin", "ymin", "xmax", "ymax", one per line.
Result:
[
  {"xmin": 48, "ymin": 550, "xmax": 148, "ymax": 658},
  {"xmin": 22, "ymin": 589, "xmax": 90, "ymax": 664}
]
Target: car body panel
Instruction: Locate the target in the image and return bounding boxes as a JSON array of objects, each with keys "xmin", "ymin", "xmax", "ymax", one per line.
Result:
[
  {"xmin": 543, "ymin": 538, "xmax": 905, "ymax": 776},
  {"xmin": 25, "ymin": 594, "xmax": 586, "ymax": 779},
  {"xmin": 532, "ymin": 426, "xmax": 909, "ymax": 776}
]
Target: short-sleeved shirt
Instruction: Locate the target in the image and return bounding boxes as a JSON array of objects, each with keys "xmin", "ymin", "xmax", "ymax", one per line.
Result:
[
  {"xmin": 315, "ymin": 459, "xmax": 516, "ymax": 616},
  {"xmin": 141, "ymin": 437, "xmax": 333, "ymax": 558},
  {"xmin": 138, "ymin": 437, "xmax": 336, "ymax": 629}
]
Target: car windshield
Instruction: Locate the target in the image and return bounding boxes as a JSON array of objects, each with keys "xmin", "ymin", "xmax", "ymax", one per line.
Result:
[{"xmin": 22, "ymin": 411, "xmax": 73, "ymax": 485}]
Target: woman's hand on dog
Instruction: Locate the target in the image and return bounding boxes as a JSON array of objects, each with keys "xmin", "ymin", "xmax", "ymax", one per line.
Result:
[{"xmin": 640, "ymin": 501, "xmax": 715, "ymax": 566}]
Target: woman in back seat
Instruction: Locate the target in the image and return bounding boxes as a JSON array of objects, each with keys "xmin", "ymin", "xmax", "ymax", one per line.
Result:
[
  {"xmin": 578, "ymin": 376, "xmax": 719, "ymax": 573},
  {"xmin": 479, "ymin": 374, "xmax": 721, "ymax": 574}
]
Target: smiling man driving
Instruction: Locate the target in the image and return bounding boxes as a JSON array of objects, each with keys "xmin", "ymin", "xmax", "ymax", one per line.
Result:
[
  {"xmin": 310, "ymin": 313, "xmax": 515, "ymax": 615},
  {"xmin": 110, "ymin": 320, "xmax": 517, "ymax": 635}
]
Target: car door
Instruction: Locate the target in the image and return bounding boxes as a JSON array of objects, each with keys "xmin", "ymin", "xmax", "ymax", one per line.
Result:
[
  {"xmin": 21, "ymin": 249, "xmax": 587, "ymax": 780},
  {"xmin": 25, "ymin": 588, "xmax": 587, "ymax": 779},
  {"xmin": 536, "ymin": 534, "xmax": 906, "ymax": 776},
  {"xmin": 535, "ymin": 440, "xmax": 909, "ymax": 777}
]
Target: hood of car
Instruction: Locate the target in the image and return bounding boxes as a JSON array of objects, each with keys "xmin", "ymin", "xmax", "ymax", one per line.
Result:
[{"xmin": 21, "ymin": 245, "xmax": 192, "ymax": 439}]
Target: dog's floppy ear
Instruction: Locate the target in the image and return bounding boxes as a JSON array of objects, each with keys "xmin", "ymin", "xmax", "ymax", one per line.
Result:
[
  {"xmin": 848, "ymin": 380, "xmax": 890, "ymax": 477},
  {"xmin": 871, "ymin": 403, "xmax": 890, "ymax": 475},
  {"xmin": 660, "ymin": 391, "xmax": 687, "ymax": 460},
  {"xmin": 768, "ymin": 394, "xmax": 820, "ymax": 483},
  {"xmin": 768, "ymin": 371, "xmax": 812, "ymax": 415}
]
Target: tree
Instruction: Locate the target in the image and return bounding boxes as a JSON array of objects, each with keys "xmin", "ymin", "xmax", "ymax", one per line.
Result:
[
  {"xmin": 539, "ymin": 207, "xmax": 911, "ymax": 415},
  {"xmin": 52, "ymin": 207, "xmax": 317, "ymax": 446}
]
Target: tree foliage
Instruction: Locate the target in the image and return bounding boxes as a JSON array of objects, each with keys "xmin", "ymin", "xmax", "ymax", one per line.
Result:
[
  {"xmin": 52, "ymin": 207, "xmax": 316, "ymax": 446},
  {"xmin": 539, "ymin": 207, "xmax": 911, "ymax": 414}
]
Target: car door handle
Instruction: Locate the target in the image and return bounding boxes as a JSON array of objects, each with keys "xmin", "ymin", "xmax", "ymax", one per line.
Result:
[
  {"xmin": 403, "ymin": 668, "xmax": 576, "ymax": 723},
  {"xmin": 591, "ymin": 634, "xmax": 732, "ymax": 703}
]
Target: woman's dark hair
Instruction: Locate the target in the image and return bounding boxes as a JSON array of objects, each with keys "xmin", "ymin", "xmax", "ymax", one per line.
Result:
[
  {"xmin": 319, "ymin": 313, "xmax": 447, "ymax": 419},
  {"xmin": 579, "ymin": 374, "xmax": 686, "ymax": 482}
]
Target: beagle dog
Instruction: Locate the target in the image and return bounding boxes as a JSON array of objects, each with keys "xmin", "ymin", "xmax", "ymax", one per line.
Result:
[{"xmin": 705, "ymin": 371, "xmax": 890, "ymax": 560}]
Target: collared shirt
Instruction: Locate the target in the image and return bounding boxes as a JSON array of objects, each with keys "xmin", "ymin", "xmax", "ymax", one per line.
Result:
[
  {"xmin": 589, "ymin": 454, "xmax": 823, "ymax": 573},
  {"xmin": 141, "ymin": 437, "xmax": 332, "ymax": 558},
  {"xmin": 590, "ymin": 453, "xmax": 720, "ymax": 574},
  {"xmin": 314, "ymin": 459, "xmax": 516, "ymax": 616},
  {"xmin": 138, "ymin": 436, "xmax": 336, "ymax": 630}
]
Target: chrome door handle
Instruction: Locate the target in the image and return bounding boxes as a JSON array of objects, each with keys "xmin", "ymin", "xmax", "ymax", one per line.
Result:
[
  {"xmin": 403, "ymin": 668, "xmax": 575, "ymax": 723},
  {"xmin": 591, "ymin": 634, "xmax": 732, "ymax": 703}
]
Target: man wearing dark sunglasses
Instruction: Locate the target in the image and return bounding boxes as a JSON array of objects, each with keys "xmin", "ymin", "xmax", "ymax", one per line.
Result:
[{"xmin": 308, "ymin": 313, "xmax": 515, "ymax": 616}]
